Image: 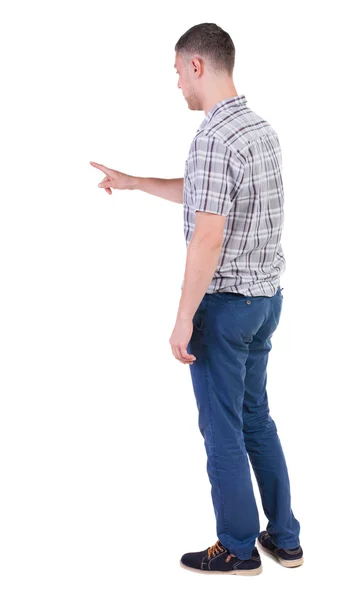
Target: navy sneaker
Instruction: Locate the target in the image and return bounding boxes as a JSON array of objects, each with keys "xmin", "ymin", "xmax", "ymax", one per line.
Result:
[
  {"xmin": 257, "ymin": 531, "xmax": 304, "ymax": 567},
  {"xmin": 180, "ymin": 539, "xmax": 262, "ymax": 575}
]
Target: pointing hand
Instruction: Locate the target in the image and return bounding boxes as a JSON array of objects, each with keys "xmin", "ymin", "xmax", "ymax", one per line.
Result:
[{"xmin": 90, "ymin": 161, "xmax": 135, "ymax": 194}]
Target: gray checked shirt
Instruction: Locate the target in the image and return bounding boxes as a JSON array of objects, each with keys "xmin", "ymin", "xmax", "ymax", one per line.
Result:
[{"xmin": 181, "ymin": 94, "xmax": 286, "ymax": 297}]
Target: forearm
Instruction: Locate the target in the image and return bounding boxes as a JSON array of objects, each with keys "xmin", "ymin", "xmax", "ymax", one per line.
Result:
[
  {"xmin": 177, "ymin": 236, "xmax": 222, "ymax": 320},
  {"xmin": 131, "ymin": 176, "xmax": 184, "ymax": 204}
]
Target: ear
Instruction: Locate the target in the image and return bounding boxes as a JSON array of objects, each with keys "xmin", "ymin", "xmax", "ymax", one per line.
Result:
[{"xmin": 191, "ymin": 55, "xmax": 204, "ymax": 77}]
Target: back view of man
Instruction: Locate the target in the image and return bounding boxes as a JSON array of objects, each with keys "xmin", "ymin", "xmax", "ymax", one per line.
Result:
[{"xmin": 90, "ymin": 22, "xmax": 304, "ymax": 576}]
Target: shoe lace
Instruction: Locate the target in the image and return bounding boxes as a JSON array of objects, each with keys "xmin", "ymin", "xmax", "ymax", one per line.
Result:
[{"xmin": 207, "ymin": 540, "xmax": 225, "ymax": 559}]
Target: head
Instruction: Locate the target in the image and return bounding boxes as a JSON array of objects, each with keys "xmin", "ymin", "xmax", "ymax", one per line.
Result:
[{"xmin": 174, "ymin": 23, "xmax": 237, "ymax": 114}]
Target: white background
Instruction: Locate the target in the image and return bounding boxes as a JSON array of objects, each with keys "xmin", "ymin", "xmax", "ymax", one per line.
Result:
[{"xmin": 1, "ymin": 1, "xmax": 342, "ymax": 598}]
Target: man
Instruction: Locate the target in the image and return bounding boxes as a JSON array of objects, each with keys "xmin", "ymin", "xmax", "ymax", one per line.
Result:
[{"xmin": 90, "ymin": 22, "xmax": 304, "ymax": 576}]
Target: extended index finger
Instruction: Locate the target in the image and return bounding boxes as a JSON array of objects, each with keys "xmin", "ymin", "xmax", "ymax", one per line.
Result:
[{"xmin": 90, "ymin": 161, "xmax": 112, "ymax": 176}]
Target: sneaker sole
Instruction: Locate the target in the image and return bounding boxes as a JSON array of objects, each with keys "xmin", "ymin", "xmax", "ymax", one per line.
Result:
[
  {"xmin": 257, "ymin": 540, "xmax": 304, "ymax": 568},
  {"xmin": 179, "ymin": 560, "xmax": 263, "ymax": 575}
]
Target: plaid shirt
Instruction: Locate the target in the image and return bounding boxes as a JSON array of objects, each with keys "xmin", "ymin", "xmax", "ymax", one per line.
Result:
[{"xmin": 181, "ymin": 94, "xmax": 286, "ymax": 297}]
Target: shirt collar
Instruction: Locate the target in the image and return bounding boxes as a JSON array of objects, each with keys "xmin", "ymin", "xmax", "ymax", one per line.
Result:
[{"xmin": 197, "ymin": 94, "xmax": 247, "ymax": 131}]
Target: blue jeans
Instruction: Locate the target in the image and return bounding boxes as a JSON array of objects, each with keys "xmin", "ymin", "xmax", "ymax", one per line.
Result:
[{"xmin": 186, "ymin": 286, "xmax": 301, "ymax": 560}]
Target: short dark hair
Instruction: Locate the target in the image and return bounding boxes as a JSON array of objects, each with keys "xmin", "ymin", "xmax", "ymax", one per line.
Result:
[{"xmin": 174, "ymin": 23, "xmax": 235, "ymax": 76}]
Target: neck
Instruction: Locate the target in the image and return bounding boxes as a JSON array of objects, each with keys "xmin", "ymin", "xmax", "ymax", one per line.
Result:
[{"xmin": 202, "ymin": 82, "xmax": 238, "ymax": 115}]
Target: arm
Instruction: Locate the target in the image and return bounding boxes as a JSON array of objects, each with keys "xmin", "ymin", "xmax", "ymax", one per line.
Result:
[
  {"xmin": 170, "ymin": 222, "xmax": 224, "ymax": 365},
  {"xmin": 177, "ymin": 138, "xmax": 244, "ymax": 319},
  {"xmin": 90, "ymin": 162, "xmax": 184, "ymax": 204},
  {"xmin": 131, "ymin": 176, "xmax": 184, "ymax": 204},
  {"xmin": 169, "ymin": 137, "xmax": 245, "ymax": 364},
  {"xmin": 177, "ymin": 224, "xmax": 224, "ymax": 321}
]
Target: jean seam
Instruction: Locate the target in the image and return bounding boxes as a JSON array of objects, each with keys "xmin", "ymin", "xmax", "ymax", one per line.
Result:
[{"xmin": 203, "ymin": 352, "xmax": 229, "ymax": 541}]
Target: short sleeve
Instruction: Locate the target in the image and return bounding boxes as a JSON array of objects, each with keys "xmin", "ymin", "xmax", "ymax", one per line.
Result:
[{"xmin": 192, "ymin": 135, "xmax": 245, "ymax": 216}]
